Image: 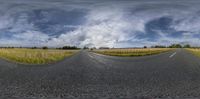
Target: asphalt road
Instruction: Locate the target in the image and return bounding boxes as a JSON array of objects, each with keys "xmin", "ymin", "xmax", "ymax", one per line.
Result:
[{"xmin": 1, "ymin": 49, "xmax": 200, "ymax": 99}]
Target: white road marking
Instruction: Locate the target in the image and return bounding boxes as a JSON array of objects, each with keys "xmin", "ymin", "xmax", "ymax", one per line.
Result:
[
  {"xmin": 169, "ymin": 52, "xmax": 177, "ymax": 58},
  {"xmin": 88, "ymin": 54, "xmax": 94, "ymax": 58}
]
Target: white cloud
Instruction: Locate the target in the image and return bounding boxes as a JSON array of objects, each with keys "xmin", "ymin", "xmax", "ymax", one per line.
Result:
[
  {"xmin": 46, "ymin": 7, "xmax": 146, "ymax": 48},
  {"xmin": 31, "ymin": 2, "xmax": 200, "ymax": 47},
  {"xmin": 12, "ymin": 31, "xmax": 49, "ymax": 46},
  {"xmin": 0, "ymin": 0, "xmax": 200, "ymax": 47}
]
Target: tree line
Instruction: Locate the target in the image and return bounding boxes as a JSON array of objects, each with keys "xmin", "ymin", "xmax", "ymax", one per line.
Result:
[
  {"xmin": 150, "ymin": 44, "xmax": 191, "ymax": 48},
  {"xmin": 0, "ymin": 44, "xmax": 196, "ymax": 50},
  {"xmin": 0, "ymin": 46, "xmax": 80, "ymax": 50}
]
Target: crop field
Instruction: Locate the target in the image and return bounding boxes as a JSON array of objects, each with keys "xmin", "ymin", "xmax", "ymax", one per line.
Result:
[
  {"xmin": 92, "ymin": 48, "xmax": 173, "ymax": 56},
  {"xmin": 187, "ymin": 48, "xmax": 200, "ymax": 57},
  {"xmin": 0, "ymin": 48, "xmax": 78, "ymax": 64}
]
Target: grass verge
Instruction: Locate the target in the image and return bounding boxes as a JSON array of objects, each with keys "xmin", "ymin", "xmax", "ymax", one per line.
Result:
[
  {"xmin": 92, "ymin": 48, "xmax": 173, "ymax": 57},
  {"xmin": 0, "ymin": 48, "xmax": 78, "ymax": 64},
  {"xmin": 186, "ymin": 48, "xmax": 200, "ymax": 57}
]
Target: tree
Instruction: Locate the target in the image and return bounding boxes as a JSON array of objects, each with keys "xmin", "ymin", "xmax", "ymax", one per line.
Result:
[
  {"xmin": 184, "ymin": 44, "xmax": 191, "ymax": 48},
  {"xmin": 155, "ymin": 45, "xmax": 166, "ymax": 48},
  {"xmin": 62, "ymin": 46, "xmax": 78, "ymax": 50},
  {"xmin": 169, "ymin": 44, "xmax": 182, "ymax": 48},
  {"xmin": 42, "ymin": 46, "xmax": 48, "ymax": 49},
  {"xmin": 90, "ymin": 47, "xmax": 96, "ymax": 51},
  {"xmin": 143, "ymin": 46, "xmax": 147, "ymax": 48},
  {"xmin": 32, "ymin": 47, "xmax": 37, "ymax": 49},
  {"xmin": 83, "ymin": 46, "xmax": 89, "ymax": 49},
  {"xmin": 151, "ymin": 45, "xmax": 166, "ymax": 48}
]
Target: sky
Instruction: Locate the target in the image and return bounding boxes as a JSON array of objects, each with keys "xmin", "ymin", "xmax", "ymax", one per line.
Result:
[{"xmin": 0, "ymin": 0, "xmax": 200, "ymax": 48}]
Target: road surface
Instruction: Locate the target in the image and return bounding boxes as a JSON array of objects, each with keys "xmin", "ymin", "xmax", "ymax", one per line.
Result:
[{"xmin": 1, "ymin": 49, "xmax": 200, "ymax": 99}]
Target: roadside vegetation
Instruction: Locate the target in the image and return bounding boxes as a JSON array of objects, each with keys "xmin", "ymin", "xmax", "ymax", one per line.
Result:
[
  {"xmin": 187, "ymin": 48, "xmax": 200, "ymax": 57},
  {"xmin": 90, "ymin": 43, "xmax": 192, "ymax": 57},
  {"xmin": 0, "ymin": 48, "xmax": 78, "ymax": 64},
  {"xmin": 92, "ymin": 48, "xmax": 173, "ymax": 57}
]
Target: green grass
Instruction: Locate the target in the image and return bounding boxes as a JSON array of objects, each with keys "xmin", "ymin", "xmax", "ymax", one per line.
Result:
[
  {"xmin": 92, "ymin": 48, "xmax": 173, "ymax": 57},
  {"xmin": 187, "ymin": 48, "xmax": 200, "ymax": 57},
  {"xmin": 0, "ymin": 48, "xmax": 78, "ymax": 64}
]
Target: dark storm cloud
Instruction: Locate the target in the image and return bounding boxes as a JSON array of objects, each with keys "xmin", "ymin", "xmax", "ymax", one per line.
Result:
[
  {"xmin": 0, "ymin": 0, "xmax": 199, "ymax": 47},
  {"xmin": 26, "ymin": 9, "xmax": 87, "ymax": 36}
]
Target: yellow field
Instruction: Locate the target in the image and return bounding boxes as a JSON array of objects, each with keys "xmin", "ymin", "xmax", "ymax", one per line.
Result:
[
  {"xmin": 93, "ymin": 48, "xmax": 173, "ymax": 57},
  {"xmin": 187, "ymin": 48, "xmax": 200, "ymax": 57},
  {"xmin": 0, "ymin": 48, "xmax": 78, "ymax": 64}
]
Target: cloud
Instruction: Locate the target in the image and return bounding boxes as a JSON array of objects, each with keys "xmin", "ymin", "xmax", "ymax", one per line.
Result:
[
  {"xmin": 0, "ymin": 0, "xmax": 200, "ymax": 47},
  {"xmin": 46, "ymin": 6, "xmax": 145, "ymax": 48},
  {"xmin": 0, "ymin": 31, "xmax": 50, "ymax": 47}
]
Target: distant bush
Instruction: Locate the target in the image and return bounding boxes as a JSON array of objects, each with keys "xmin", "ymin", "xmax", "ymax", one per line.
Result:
[
  {"xmin": 152, "ymin": 45, "xmax": 166, "ymax": 48},
  {"xmin": 169, "ymin": 44, "xmax": 182, "ymax": 48},
  {"xmin": 42, "ymin": 46, "xmax": 48, "ymax": 49},
  {"xmin": 90, "ymin": 47, "xmax": 96, "ymax": 51},
  {"xmin": 0, "ymin": 47, "xmax": 15, "ymax": 49},
  {"xmin": 99, "ymin": 47, "xmax": 110, "ymax": 49},
  {"xmin": 62, "ymin": 46, "xmax": 78, "ymax": 50},
  {"xmin": 183, "ymin": 44, "xmax": 191, "ymax": 48},
  {"xmin": 31, "ymin": 47, "xmax": 37, "ymax": 49},
  {"xmin": 83, "ymin": 46, "xmax": 89, "ymax": 49}
]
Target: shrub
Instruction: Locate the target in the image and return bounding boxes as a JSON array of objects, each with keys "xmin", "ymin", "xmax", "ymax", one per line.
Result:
[
  {"xmin": 62, "ymin": 46, "xmax": 78, "ymax": 50},
  {"xmin": 169, "ymin": 44, "xmax": 182, "ymax": 48},
  {"xmin": 42, "ymin": 46, "xmax": 48, "ymax": 49},
  {"xmin": 184, "ymin": 44, "xmax": 191, "ymax": 48}
]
